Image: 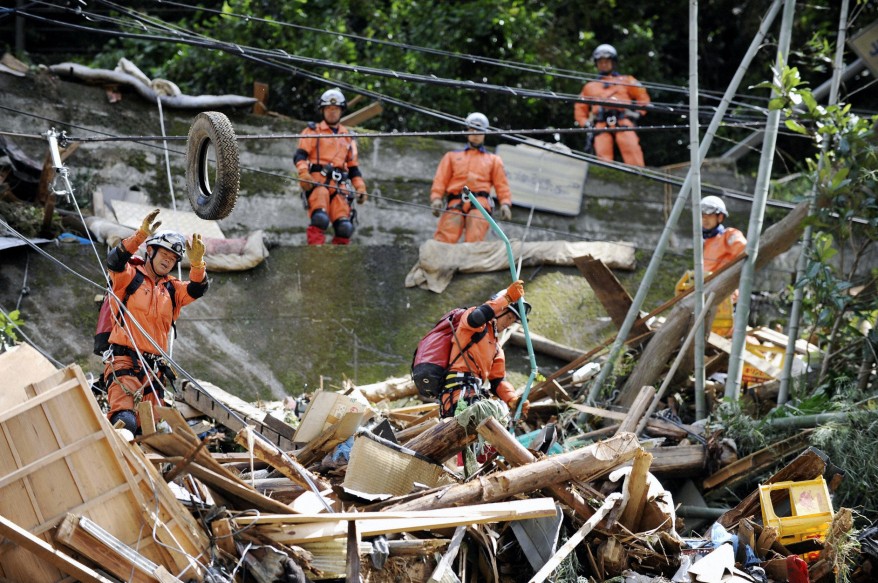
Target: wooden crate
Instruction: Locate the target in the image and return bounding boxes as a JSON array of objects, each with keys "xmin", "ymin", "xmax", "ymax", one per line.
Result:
[{"xmin": 0, "ymin": 351, "xmax": 209, "ymax": 581}]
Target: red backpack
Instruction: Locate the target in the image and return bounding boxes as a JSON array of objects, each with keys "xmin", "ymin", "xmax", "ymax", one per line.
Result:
[{"xmin": 411, "ymin": 308, "xmax": 487, "ymax": 399}]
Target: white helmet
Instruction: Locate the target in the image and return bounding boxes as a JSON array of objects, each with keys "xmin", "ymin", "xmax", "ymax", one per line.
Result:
[
  {"xmin": 592, "ymin": 44, "xmax": 618, "ymax": 62},
  {"xmin": 146, "ymin": 231, "xmax": 186, "ymax": 260},
  {"xmin": 317, "ymin": 88, "xmax": 347, "ymax": 111},
  {"xmin": 701, "ymin": 195, "xmax": 729, "ymax": 217},
  {"xmin": 465, "ymin": 112, "xmax": 489, "ymax": 131}
]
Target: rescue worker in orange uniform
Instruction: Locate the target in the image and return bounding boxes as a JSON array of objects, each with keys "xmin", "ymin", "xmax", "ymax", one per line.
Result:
[
  {"xmin": 430, "ymin": 112, "xmax": 513, "ymax": 243},
  {"xmin": 701, "ymin": 195, "xmax": 747, "ymax": 287},
  {"xmin": 104, "ymin": 209, "xmax": 208, "ymax": 434},
  {"xmin": 294, "ymin": 88, "xmax": 368, "ymax": 245},
  {"xmin": 574, "ymin": 44, "xmax": 650, "ymax": 167},
  {"xmin": 439, "ymin": 280, "xmax": 531, "ymax": 419}
]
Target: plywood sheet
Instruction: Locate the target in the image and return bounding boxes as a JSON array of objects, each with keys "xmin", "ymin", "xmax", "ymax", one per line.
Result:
[
  {"xmin": 0, "ymin": 363, "xmax": 207, "ymax": 581},
  {"xmin": 0, "ymin": 342, "xmax": 57, "ymax": 410}
]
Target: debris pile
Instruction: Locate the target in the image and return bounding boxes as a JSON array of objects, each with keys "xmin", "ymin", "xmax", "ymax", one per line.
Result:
[{"xmin": 2, "ymin": 337, "xmax": 875, "ymax": 582}]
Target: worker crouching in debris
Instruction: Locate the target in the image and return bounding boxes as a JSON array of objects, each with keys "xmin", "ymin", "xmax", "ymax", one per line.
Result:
[
  {"xmin": 440, "ymin": 280, "xmax": 531, "ymax": 419},
  {"xmin": 103, "ymin": 209, "xmax": 208, "ymax": 434},
  {"xmin": 294, "ymin": 88, "xmax": 368, "ymax": 245},
  {"xmin": 430, "ymin": 112, "xmax": 513, "ymax": 243}
]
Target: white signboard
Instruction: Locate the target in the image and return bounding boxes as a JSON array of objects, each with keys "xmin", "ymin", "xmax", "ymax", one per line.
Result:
[
  {"xmin": 849, "ymin": 20, "xmax": 878, "ymax": 77},
  {"xmin": 497, "ymin": 142, "xmax": 588, "ymax": 216}
]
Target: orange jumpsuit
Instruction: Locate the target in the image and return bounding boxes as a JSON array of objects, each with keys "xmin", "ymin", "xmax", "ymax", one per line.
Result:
[
  {"xmin": 430, "ymin": 146, "xmax": 512, "ymax": 243},
  {"xmin": 574, "ymin": 72, "xmax": 650, "ymax": 166},
  {"xmin": 294, "ymin": 121, "xmax": 366, "ymax": 245},
  {"xmin": 440, "ymin": 294, "xmax": 517, "ymax": 417},
  {"xmin": 704, "ymin": 225, "xmax": 747, "ymax": 335},
  {"xmin": 104, "ymin": 230, "xmax": 207, "ymax": 428}
]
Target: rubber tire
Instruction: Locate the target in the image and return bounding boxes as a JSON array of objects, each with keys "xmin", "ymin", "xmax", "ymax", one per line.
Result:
[{"xmin": 186, "ymin": 111, "xmax": 239, "ymax": 220}]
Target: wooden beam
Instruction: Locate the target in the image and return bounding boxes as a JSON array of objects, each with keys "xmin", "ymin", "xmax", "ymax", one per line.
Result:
[
  {"xmin": 234, "ymin": 426, "xmax": 332, "ymax": 493},
  {"xmin": 574, "ymin": 255, "xmax": 651, "ymax": 339},
  {"xmin": 0, "ymin": 513, "xmax": 115, "ymax": 583},
  {"xmin": 428, "ymin": 526, "xmax": 466, "ymax": 583},
  {"xmin": 477, "ymin": 417, "xmax": 596, "ymax": 521},
  {"xmin": 528, "ymin": 494, "xmax": 621, "ymax": 583},
  {"xmin": 618, "ymin": 449, "xmax": 653, "ymax": 533},
  {"xmin": 388, "ymin": 433, "xmax": 640, "ymax": 512},
  {"xmin": 340, "ymin": 101, "xmax": 383, "ymax": 127},
  {"xmin": 615, "ymin": 386, "xmax": 654, "ymax": 435},
  {"xmin": 702, "ymin": 430, "xmax": 811, "ymax": 491}
]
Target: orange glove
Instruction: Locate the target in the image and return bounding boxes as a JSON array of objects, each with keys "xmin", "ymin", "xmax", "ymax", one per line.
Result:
[
  {"xmin": 298, "ymin": 170, "xmax": 313, "ymax": 192},
  {"xmin": 505, "ymin": 280, "xmax": 524, "ymax": 304},
  {"xmin": 508, "ymin": 396, "xmax": 530, "ymax": 418}
]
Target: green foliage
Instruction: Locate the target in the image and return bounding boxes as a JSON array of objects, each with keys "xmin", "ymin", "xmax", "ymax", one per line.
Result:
[{"xmin": 0, "ymin": 309, "xmax": 23, "ymax": 350}]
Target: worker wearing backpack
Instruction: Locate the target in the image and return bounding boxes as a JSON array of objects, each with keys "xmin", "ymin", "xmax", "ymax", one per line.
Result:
[
  {"xmin": 103, "ymin": 209, "xmax": 209, "ymax": 434},
  {"xmin": 439, "ymin": 280, "xmax": 531, "ymax": 418}
]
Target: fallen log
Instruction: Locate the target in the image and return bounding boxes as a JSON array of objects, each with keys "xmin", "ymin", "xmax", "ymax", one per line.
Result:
[
  {"xmin": 387, "ymin": 433, "xmax": 640, "ymax": 512},
  {"xmin": 477, "ymin": 417, "xmax": 597, "ymax": 521},
  {"xmin": 404, "ymin": 417, "xmax": 479, "ymax": 463},
  {"xmin": 618, "ymin": 199, "xmax": 811, "ymax": 406},
  {"xmin": 356, "ymin": 376, "xmax": 418, "ymax": 403}
]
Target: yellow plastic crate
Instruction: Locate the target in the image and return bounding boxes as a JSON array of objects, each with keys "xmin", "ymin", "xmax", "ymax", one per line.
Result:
[
  {"xmin": 741, "ymin": 343, "xmax": 787, "ymax": 384},
  {"xmin": 759, "ymin": 477, "xmax": 834, "ymax": 546}
]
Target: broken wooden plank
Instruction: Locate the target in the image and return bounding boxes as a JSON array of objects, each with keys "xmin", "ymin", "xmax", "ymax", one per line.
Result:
[
  {"xmin": 54, "ymin": 514, "xmax": 183, "ymax": 583},
  {"xmin": 247, "ymin": 499, "xmax": 557, "ymax": 545},
  {"xmin": 234, "ymin": 426, "xmax": 332, "ymax": 493},
  {"xmin": 0, "ymin": 513, "xmax": 115, "ymax": 583},
  {"xmin": 703, "ymin": 430, "xmax": 811, "ymax": 491},
  {"xmin": 177, "ymin": 379, "xmax": 295, "ymax": 451},
  {"xmin": 618, "ymin": 449, "xmax": 653, "ymax": 533},
  {"xmin": 428, "ymin": 525, "xmax": 466, "ymax": 583},
  {"xmin": 574, "ymin": 255, "xmax": 652, "ymax": 339},
  {"xmin": 295, "ymin": 411, "xmax": 362, "ymax": 466},
  {"xmin": 389, "ymin": 433, "xmax": 640, "ymax": 512},
  {"xmin": 528, "ymin": 493, "xmax": 621, "ymax": 583},
  {"xmin": 616, "ymin": 386, "xmax": 654, "ymax": 435}
]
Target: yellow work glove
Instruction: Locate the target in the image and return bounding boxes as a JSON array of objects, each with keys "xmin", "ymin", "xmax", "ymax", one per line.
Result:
[
  {"xmin": 499, "ymin": 203, "xmax": 512, "ymax": 221},
  {"xmin": 356, "ymin": 188, "xmax": 368, "ymax": 204},
  {"xmin": 139, "ymin": 209, "xmax": 161, "ymax": 237},
  {"xmin": 505, "ymin": 279, "xmax": 524, "ymax": 304},
  {"xmin": 186, "ymin": 233, "xmax": 205, "ymax": 267},
  {"xmin": 431, "ymin": 198, "xmax": 443, "ymax": 217}
]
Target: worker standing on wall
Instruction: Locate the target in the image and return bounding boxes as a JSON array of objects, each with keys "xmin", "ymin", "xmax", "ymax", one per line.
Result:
[{"xmin": 574, "ymin": 44, "xmax": 650, "ymax": 167}]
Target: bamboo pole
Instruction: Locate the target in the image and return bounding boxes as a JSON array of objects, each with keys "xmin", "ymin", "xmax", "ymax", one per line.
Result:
[
  {"xmin": 725, "ymin": 0, "xmax": 798, "ymax": 399},
  {"xmin": 588, "ymin": 0, "xmax": 785, "ymax": 403},
  {"xmin": 779, "ymin": 0, "xmax": 849, "ymax": 404},
  {"xmin": 688, "ymin": 0, "xmax": 707, "ymax": 420}
]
